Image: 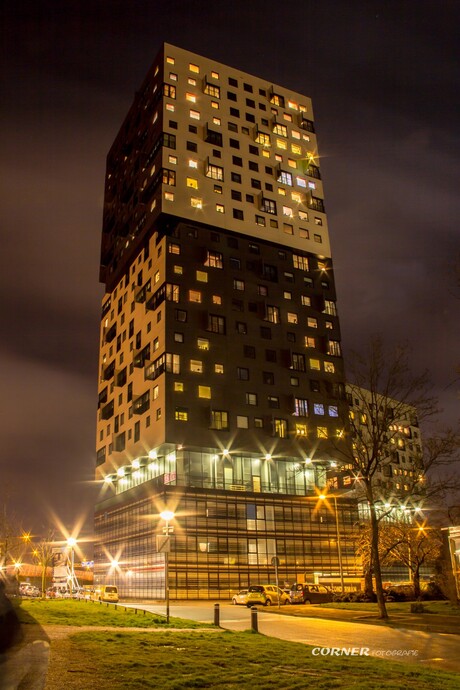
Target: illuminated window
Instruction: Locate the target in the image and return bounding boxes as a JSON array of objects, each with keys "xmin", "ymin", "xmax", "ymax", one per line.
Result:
[
  {"xmin": 188, "ymin": 290, "xmax": 201, "ymax": 303},
  {"xmin": 175, "ymin": 407, "xmax": 188, "ymax": 421},
  {"xmin": 189, "ymin": 63, "xmax": 200, "ymax": 73},
  {"xmin": 169, "ymin": 155, "xmax": 177, "ymax": 165},
  {"xmin": 294, "ymin": 398, "xmax": 308, "ymax": 417},
  {"xmin": 283, "ymin": 113, "xmax": 293, "ymax": 122},
  {"xmin": 237, "ymin": 415, "xmax": 249, "ymax": 429},
  {"xmin": 164, "ymin": 191, "xmax": 174, "ymax": 201},
  {"xmin": 216, "ymin": 203, "xmax": 224, "ymax": 213},
  {"xmin": 291, "ymin": 353, "xmax": 306, "ymax": 371},
  {"xmin": 211, "ymin": 101, "xmax": 219, "ymax": 109},
  {"xmin": 328, "ymin": 340, "xmax": 342, "ymax": 356},
  {"xmin": 210, "ymin": 410, "xmax": 228, "ymax": 430},
  {"xmin": 314, "ymin": 403, "xmax": 325, "ymax": 415},
  {"xmin": 212, "ymin": 117, "xmax": 221, "ymax": 125},
  {"xmin": 317, "ymin": 427, "xmax": 328, "ymax": 438},
  {"xmin": 293, "ymin": 254, "xmax": 309, "ymax": 271},
  {"xmin": 296, "ymin": 424, "xmax": 307, "ymax": 436},
  {"xmin": 166, "ymin": 56, "xmax": 175, "ymax": 65},
  {"xmin": 283, "ymin": 206, "xmax": 293, "ymax": 217},
  {"xmin": 278, "ymin": 188, "xmax": 286, "ymax": 196},
  {"xmin": 261, "ymin": 198, "xmax": 277, "ymax": 215},
  {"xmin": 325, "ymin": 320, "xmax": 333, "ymax": 330},
  {"xmin": 310, "ymin": 358, "xmax": 321, "ymax": 370},
  {"xmin": 196, "ymin": 271, "xmax": 208, "ymax": 282},
  {"xmin": 265, "ymin": 305, "xmax": 280, "ymax": 324},
  {"xmin": 212, "ymin": 295, "xmax": 222, "ymax": 305},
  {"xmin": 187, "ymin": 177, "xmax": 198, "ymax": 189},
  {"xmin": 314, "ymin": 234, "xmax": 322, "ymax": 243},
  {"xmin": 307, "ymin": 317, "xmax": 318, "ymax": 328},
  {"xmin": 233, "ymin": 279, "xmax": 245, "ymax": 291},
  {"xmin": 190, "ymin": 360, "xmax": 203, "ymax": 373},
  {"xmin": 291, "ymin": 143, "xmax": 302, "ymax": 155},
  {"xmin": 197, "ymin": 338, "xmax": 209, "ymax": 350},
  {"xmin": 166, "ymin": 103, "xmax": 175, "ymax": 112},
  {"xmin": 301, "ymin": 295, "xmax": 311, "ymax": 306},
  {"xmin": 287, "ymin": 312, "xmax": 298, "ymax": 324},
  {"xmin": 283, "ymin": 291, "xmax": 292, "ymax": 300},
  {"xmin": 190, "ymin": 109, "xmax": 200, "ymax": 120},
  {"xmin": 276, "ymin": 138, "xmax": 287, "ymax": 150},
  {"xmin": 255, "ymin": 131, "xmax": 271, "ymax": 146},
  {"xmin": 186, "ymin": 92, "xmax": 196, "ymax": 103},
  {"xmin": 188, "ymin": 159, "xmax": 198, "ymax": 168},
  {"xmin": 305, "ymin": 336, "xmax": 315, "ymax": 348},
  {"xmin": 278, "ymin": 170, "xmax": 293, "ymax": 186},
  {"xmin": 198, "ymin": 385, "xmax": 211, "ymax": 399},
  {"xmin": 204, "ymin": 82, "xmax": 220, "ymax": 98},
  {"xmin": 205, "ymin": 163, "xmax": 224, "ymax": 181},
  {"xmin": 273, "ymin": 123, "xmax": 288, "ymax": 137},
  {"xmin": 214, "ymin": 363, "xmax": 224, "ymax": 374},
  {"xmin": 188, "ymin": 77, "xmax": 197, "ymax": 86},
  {"xmin": 174, "ymin": 381, "xmax": 184, "ymax": 392},
  {"xmin": 191, "ymin": 197, "xmax": 203, "ymax": 209},
  {"xmin": 315, "ymin": 217, "xmax": 323, "ymax": 226},
  {"xmin": 329, "ymin": 406, "xmax": 338, "ymax": 417},
  {"xmin": 205, "ymin": 251, "xmax": 223, "ymax": 268},
  {"xmin": 169, "ymin": 243, "xmax": 180, "ymax": 255},
  {"xmin": 274, "ymin": 419, "xmax": 287, "ymax": 438},
  {"xmin": 291, "ymin": 192, "xmax": 302, "ymax": 203},
  {"xmin": 246, "ymin": 392, "xmax": 257, "ymax": 405}
]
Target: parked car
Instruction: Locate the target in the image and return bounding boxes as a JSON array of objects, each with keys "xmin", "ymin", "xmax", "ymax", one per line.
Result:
[
  {"xmin": 289, "ymin": 583, "xmax": 334, "ymax": 604},
  {"xmin": 231, "ymin": 589, "xmax": 250, "ymax": 605},
  {"xmin": 246, "ymin": 584, "xmax": 290, "ymax": 607},
  {"xmin": 19, "ymin": 583, "xmax": 40, "ymax": 597}
]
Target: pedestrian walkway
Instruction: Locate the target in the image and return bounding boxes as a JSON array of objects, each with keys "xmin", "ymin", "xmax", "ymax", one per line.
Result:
[{"xmin": 275, "ymin": 604, "xmax": 460, "ymax": 635}]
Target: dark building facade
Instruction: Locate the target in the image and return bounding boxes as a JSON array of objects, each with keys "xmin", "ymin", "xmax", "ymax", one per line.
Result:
[{"xmin": 94, "ymin": 43, "xmax": 360, "ymax": 598}]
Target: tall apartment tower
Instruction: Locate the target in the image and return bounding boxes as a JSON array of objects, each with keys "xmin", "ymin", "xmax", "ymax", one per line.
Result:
[{"xmin": 95, "ymin": 44, "xmax": 358, "ymax": 598}]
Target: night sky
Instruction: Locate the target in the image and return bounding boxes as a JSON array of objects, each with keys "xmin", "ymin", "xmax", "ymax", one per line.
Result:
[{"xmin": 1, "ymin": 1, "xmax": 459, "ymax": 537}]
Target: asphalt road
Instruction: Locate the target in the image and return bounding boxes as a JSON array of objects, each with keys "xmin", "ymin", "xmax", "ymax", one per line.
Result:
[{"xmin": 123, "ymin": 601, "xmax": 460, "ymax": 673}]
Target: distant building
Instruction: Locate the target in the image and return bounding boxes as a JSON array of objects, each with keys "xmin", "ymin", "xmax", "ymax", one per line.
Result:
[{"xmin": 94, "ymin": 43, "xmax": 360, "ymax": 598}]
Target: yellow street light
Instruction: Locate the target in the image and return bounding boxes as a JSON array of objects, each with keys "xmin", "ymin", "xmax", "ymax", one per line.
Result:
[
  {"xmin": 318, "ymin": 493, "xmax": 344, "ymax": 594},
  {"xmin": 159, "ymin": 511, "xmax": 175, "ymax": 623}
]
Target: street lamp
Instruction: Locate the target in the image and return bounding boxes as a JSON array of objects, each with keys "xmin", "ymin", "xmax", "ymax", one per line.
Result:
[
  {"xmin": 319, "ymin": 494, "xmax": 345, "ymax": 594},
  {"xmin": 67, "ymin": 537, "xmax": 77, "ymax": 595},
  {"xmin": 159, "ymin": 511, "xmax": 175, "ymax": 623}
]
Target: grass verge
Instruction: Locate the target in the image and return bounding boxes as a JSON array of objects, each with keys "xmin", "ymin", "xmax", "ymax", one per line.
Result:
[
  {"xmin": 318, "ymin": 600, "xmax": 460, "ymax": 616},
  {"xmin": 45, "ymin": 629, "xmax": 460, "ymax": 690},
  {"xmin": 18, "ymin": 599, "xmax": 210, "ymax": 628}
]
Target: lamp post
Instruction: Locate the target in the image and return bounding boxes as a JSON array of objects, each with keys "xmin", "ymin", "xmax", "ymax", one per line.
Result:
[
  {"xmin": 159, "ymin": 511, "xmax": 175, "ymax": 623},
  {"xmin": 67, "ymin": 537, "xmax": 77, "ymax": 595},
  {"xmin": 319, "ymin": 494, "xmax": 345, "ymax": 594}
]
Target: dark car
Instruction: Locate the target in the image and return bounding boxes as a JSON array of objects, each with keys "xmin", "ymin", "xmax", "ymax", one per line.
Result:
[{"xmin": 289, "ymin": 583, "xmax": 334, "ymax": 604}]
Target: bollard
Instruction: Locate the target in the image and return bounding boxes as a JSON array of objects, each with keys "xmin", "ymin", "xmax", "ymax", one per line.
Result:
[
  {"xmin": 214, "ymin": 603, "xmax": 220, "ymax": 627},
  {"xmin": 251, "ymin": 606, "xmax": 258, "ymax": 633}
]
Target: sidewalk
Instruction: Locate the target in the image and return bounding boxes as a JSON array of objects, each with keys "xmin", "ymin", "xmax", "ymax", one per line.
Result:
[{"xmin": 272, "ymin": 604, "xmax": 460, "ymax": 635}]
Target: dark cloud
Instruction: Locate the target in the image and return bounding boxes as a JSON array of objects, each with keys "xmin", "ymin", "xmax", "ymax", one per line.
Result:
[{"xmin": 1, "ymin": 0, "xmax": 459, "ymax": 531}]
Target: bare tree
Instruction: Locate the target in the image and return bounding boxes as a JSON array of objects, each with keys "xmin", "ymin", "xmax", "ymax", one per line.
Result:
[
  {"xmin": 380, "ymin": 523, "xmax": 443, "ymax": 598},
  {"xmin": 0, "ymin": 488, "xmax": 24, "ymax": 568},
  {"xmin": 334, "ymin": 335, "xmax": 460, "ymax": 619},
  {"xmin": 32, "ymin": 531, "xmax": 56, "ymax": 596}
]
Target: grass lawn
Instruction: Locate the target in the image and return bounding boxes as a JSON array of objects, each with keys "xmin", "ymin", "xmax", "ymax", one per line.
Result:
[
  {"xmin": 18, "ymin": 599, "xmax": 210, "ymax": 628},
  {"xmin": 318, "ymin": 600, "xmax": 460, "ymax": 616},
  {"xmin": 45, "ymin": 629, "xmax": 460, "ymax": 690}
]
